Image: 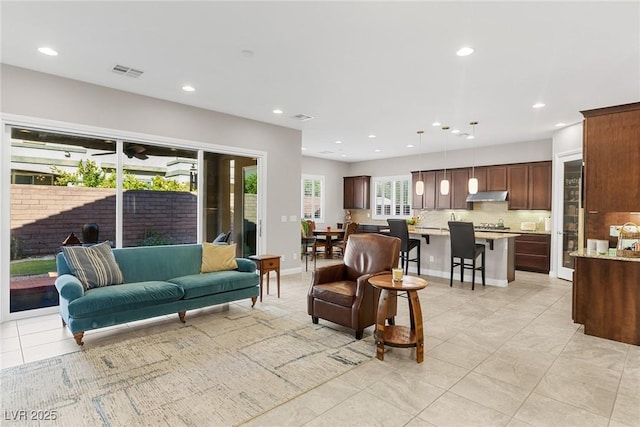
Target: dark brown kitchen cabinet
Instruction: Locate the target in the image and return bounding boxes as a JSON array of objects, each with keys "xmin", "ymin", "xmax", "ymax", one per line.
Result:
[
  {"xmin": 435, "ymin": 171, "xmax": 451, "ymax": 210},
  {"xmin": 507, "ymin": 162, "xmax": 551, "ymax": 210},
  {"xmin": 581, "ymin": 102, "xmax": 640, "ymax": 212},
  {"xmin": 343, "ymin": 176, "xmax": 370, "ymax": 209},
  {"xmin": 411, "ymin": 171, "xmax": 436, "ymax": 209},
  {"xmin": 487, "ymin": 166, "xmax": 508, "ymax": 191},
  {"xmin": 451, "ymin": 168, "xmax": 472, "ymax": 209},
  {"xmin": 507, "ymin": 164, "xmax": 530, "ymax": 209},
  {"xmin": 435, "ymin": 168, "xmax": 472, "ymax": 210},
  {"xmin": 471, "ymin": 167, "xmax": 487, "ymax": 192},
  {"xmin": 529, "ymin": 162, "xmax": 552, "ymax": 210},
  {"xmin": 515, "ymin": 233, "xmax": 550, "ymax": 273}
]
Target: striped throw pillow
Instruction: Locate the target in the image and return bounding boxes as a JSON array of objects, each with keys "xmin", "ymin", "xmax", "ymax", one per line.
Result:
[{"xmin": 61, "ymin": 242, "xmax": 124, "ymax": 290}]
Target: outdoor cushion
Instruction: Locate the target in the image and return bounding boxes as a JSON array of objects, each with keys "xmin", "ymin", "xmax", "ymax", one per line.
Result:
[{"xmin": 67, "ymin": 281, "xmax": 184, "ymax": 318}]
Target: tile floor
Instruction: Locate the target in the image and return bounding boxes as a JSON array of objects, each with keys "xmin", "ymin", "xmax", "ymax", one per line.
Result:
[{"xmin": 2, "ymin": 260, "xmax": 639, "ymax": 426}]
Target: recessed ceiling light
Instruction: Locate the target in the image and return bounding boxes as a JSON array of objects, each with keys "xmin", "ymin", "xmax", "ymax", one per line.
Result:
[
  {"xmin": 272, "ymin": 109, "xmax": 283, "ymax": 114},
  {"xmin": 555, "ymin": 122, "xmax": 566, "ymax": 127},
  {"xmin": 301, "ymin": 147, "xmax": 307, "ymax": 151},
  {"xmin": 38, "ymin": 47, "xmax": 58, "ymax": 56},
  {"xmin": 407, "ymin": 144, "xmax": 415, "ymax": 148},
  {"xmin": 432, "ymin": 122, "xmax": 441, "ymax": 127},
  {"xmin": 368, "ymin": 134, "xmax": 376, "ymax": 138},
  {"xmin": 456, "ymin": 47, "xmax": 474, "ymax": 57},
  {"xmin": 335, "ymin": 140, "xmax": 342, "ymax": 144},
  {"xmin": 241, "ymin": 49, "xmax": 254, "ymax": 57},
  {"xmin": 340, "ymin": 154, "xmax": 347, "ymax": 158},
  {"xmin": 466, "ymin": 135, "xmax": 475, "ymax": 140},
  {"xmin": 374, "ymin": 149, "xmax": 381, "ymax": 152},
  {"xmin": 182, "ymin": 85, "xmax": 195, "ymax": 92},
  {"xmin": 451, "ymin": 129, "xmax": 460, "ymax": 134},
  {"xmin": 532, "ymin": 102, "xmax": 545, "ymax": 109}
]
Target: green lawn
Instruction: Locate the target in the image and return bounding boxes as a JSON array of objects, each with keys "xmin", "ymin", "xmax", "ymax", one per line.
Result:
[{"xmin": 10, "ymin": 259, "xmax": 57, "ymax": 276}]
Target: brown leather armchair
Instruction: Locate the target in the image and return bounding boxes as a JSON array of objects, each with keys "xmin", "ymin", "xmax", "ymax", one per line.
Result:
[{"xmin": 307, "ymin": 233, "xmax": 400, "ymax": 339}]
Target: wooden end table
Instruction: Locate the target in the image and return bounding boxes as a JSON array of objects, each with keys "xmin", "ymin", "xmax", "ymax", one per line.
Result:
[
  {"xmin": 368, "ymin": 274, "xmax": 428, "ymax": 363},
  {"xmin": 249, "ymin": 254, "xmax": 281, "ymax": 302}
]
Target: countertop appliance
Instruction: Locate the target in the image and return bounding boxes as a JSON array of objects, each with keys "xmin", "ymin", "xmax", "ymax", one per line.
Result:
[{"xmin": 474, "ymin": 222, "xmax": 511, "ymax": 231}]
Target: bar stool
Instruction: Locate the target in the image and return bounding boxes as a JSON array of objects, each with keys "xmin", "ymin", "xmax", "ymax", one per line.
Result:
[{"xmin": 448, "ymin": 221, "xmax": 485, "ymax": 290}]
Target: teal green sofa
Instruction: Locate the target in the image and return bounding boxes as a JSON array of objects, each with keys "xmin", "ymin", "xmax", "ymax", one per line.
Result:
[{"xmin": 55, "ymin": 243, "xmax": 259, "ymax": 345}]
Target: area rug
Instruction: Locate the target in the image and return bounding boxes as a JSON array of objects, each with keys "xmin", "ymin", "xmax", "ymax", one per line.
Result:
[{"xmin": 1, "ymin": 308, "xmax": 374, "ymax": 426}]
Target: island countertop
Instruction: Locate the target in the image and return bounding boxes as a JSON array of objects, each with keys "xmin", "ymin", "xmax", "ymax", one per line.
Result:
[
  {"xmin": 570, "ymin": 249, "xmax": 640, "ymax": 263},
  {"xmin": 410, "ymin": 227, "xmax": 521, "ymax": 240}
]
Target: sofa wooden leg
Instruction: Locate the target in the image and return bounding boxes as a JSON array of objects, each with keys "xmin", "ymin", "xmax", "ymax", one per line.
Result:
[
  {"xmin": 61, "ymin": 317, "xmax": 67, "ymax": 327},
  {"xmin": 178, "ymin": 311, "xmax": 186, "ymax": 323},
  {"xmin": 355, "ymin": 329, "xmax": 364, "ymax": 340},
  {"xmin": 251, "ymin": 296, "xmax": 257, "ymax": 307},
  {"xmin": 312, "ymin": 316, "xmax": 319, "ymax": 324},
  {"xmin": 73, "ymin": 332, "xmax": 84, "ymax": 346}
]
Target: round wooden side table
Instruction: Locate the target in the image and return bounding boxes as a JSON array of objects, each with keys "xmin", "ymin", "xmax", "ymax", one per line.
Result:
[{"xmin": 368, "ymin": 273, "xmax": 428, "ymax": 363}]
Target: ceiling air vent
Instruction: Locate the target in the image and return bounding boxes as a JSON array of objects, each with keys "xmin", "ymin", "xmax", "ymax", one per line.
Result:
[
  {"xmin": 112, "ymin": 64, "xmax": 144, "ymax": 78},
  {"xmin": 292, "ymin": 114, "xmax": 315, "ymax": 121}
]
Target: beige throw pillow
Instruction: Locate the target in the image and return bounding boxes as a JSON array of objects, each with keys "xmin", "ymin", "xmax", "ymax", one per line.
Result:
[{"xmin": 201, "ymin": 243, "xmax": 238, "ymax": 273}]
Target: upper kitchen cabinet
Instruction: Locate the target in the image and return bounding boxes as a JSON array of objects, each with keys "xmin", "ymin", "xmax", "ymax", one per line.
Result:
[
  {"xmin": 435, "ymin": 168, "xmax": 472, "ymax": 210},
  {"xmin": 343, "ymin": 175, "xmax": 371, "ymax": 209},
  {"xmin": 411, "ymin": 171, "xmax": 436, "ymax": 209},
  {"xmin": 507, "ymin": 162, "xmax": 551, "ymax": 210},
  {"xmin": 487, "ymin": 166, "xmax": 508, "ymax": 191},
  {"xmin": 581, "ymin": 102, "xmax": 640, "ymax": 212},
  {"xmin": 451, "ymin": 168, "xmax": 472, "ymax": 210},
  {"xmin": 529, "ymin": 162, "xmax": 552, "ymax": 210},
  {"xmin": 471, "ymin": 166, "xmax": 488, "ymax": 192}
]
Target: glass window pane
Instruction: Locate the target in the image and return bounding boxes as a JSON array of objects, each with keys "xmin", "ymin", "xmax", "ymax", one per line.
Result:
[
  {"xmin": 122, "ymin": 141, "xmax": 197, "ymax": 247},
  {"xmin": 9, "ymin": 128, "xmax": 117, "ymax": 313}
]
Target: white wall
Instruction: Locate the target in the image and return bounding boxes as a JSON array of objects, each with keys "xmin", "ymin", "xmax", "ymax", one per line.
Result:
[
  {"xmin": 552, "ymin": 122, "xmax": 583, "ymax": 155},
  {"xmin": 1, "ymin": 64, "xmax": 303, "ymax": 271},
  {"xmin": 300, "ymin": 156, "xmax": 349, "ymax": 227},
  {"xmin": 305, "ymin": 139, "xmax": 553, "ymax": 225},
  {"xmin": 346, "ymin": 139, "xmax": 552, "ymax": 177}
]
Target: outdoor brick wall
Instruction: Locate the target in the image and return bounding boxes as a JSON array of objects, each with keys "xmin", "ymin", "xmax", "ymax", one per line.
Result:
[{"xmin": 10, "ymin": 185, "xmax": 196, "ymax": 257}]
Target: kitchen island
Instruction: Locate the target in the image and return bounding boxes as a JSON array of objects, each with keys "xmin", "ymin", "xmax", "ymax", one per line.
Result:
[
  {"xmin": 571, "ymin": 249, "xmax": 640, "ymax": 345},
  {"xmin": 409, "ymin": 227, "xmax": 519, "ymax": 287}
]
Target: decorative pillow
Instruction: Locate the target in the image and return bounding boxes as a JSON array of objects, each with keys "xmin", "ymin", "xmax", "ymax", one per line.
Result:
[
  {"xmin": 61, "ymin": 242, "xmax": 124, "ymax": 290},
  {"xmin": 201, "ymin": 243, "xmax": 238, "ymax": 273}
]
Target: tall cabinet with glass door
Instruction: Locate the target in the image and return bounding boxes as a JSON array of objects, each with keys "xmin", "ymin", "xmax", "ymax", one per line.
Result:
[{"xmin": 558, "ymin": 158, "xmax": 583, "ymax": 280}]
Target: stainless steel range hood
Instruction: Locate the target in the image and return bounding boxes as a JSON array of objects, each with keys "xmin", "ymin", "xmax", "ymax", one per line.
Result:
[{"xmin": 465, "ymin": 191, "xmax": 508, "ymax": 202}]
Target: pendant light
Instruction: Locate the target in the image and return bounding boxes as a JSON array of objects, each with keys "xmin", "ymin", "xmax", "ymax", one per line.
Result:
[
  {"xmin": 415, "ymin": 130, "xmax": 425, "ymax": 196},
  {"xmin": 468, "ymin": 121, "xmax": 479, "ymax": 194},
  {"xmin": 440, "ymin": 126, "xmax": 450, "ymax": 195}
]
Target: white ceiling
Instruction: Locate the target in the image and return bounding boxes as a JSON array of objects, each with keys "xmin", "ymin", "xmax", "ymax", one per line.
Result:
[{"xmin": 1, "ymin": 1, "xmax": 639, "ymax": 162}]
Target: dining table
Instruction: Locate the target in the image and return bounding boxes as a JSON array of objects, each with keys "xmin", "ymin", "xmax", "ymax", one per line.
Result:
[{"xmin": 312, "ymin": 228, "xmax": 345, "ymax": 258}]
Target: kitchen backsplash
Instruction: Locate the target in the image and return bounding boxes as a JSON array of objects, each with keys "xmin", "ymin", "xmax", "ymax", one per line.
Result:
[{"xmin": 348, "ymin": 202, "xmax": 552, "ymax": 231}]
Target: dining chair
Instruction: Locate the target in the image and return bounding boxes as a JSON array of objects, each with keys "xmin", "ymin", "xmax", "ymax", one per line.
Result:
[
  {"xmin": 334, "ymin": 222, "xmax": 358, "ymax": 257},
  {"xmin": 387, "ymin": 219, "xmax": 421, "ymax": 275},
  {"xmin": 306, "ymin": 220, "xmax": 326, "ymax": 257},
  {"xmin": 447, "ymin": 221, "xmax": 485, "ymax": 290},
  {"xmin": 301, "ymin": 226, "xmax": 317, "ymax": 271}
]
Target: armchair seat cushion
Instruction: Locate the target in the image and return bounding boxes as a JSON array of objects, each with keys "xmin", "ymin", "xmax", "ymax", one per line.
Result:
[{"xmin": 311, "ymin": 281, "xmax": 356, "ymax": 307}]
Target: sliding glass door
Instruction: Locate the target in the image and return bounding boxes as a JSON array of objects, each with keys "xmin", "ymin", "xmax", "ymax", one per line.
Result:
[{"xmin": 5, "ymin": 124, "xmax": 260, "ymax": 317}]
